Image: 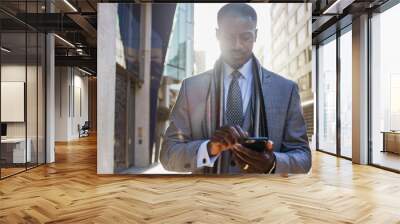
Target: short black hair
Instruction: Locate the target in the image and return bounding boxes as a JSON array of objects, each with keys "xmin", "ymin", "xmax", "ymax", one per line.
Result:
[{"xmin": 217, "ymin": 3, "xmax": 257, "ymax": 27}]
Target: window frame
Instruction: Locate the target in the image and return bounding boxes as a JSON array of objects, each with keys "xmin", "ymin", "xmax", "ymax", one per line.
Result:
[{"xmin": 315, "ymin": 24, "xmax": 353, "ymax": 161}]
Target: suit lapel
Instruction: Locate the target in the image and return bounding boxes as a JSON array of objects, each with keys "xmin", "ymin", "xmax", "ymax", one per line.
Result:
[{"xmin": 261, "ymin": 69, "xmax": 273, "ymax": 140}]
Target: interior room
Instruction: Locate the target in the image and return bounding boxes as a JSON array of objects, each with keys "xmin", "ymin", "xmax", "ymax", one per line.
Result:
[
  {"xmin": 370, "ymin": 3, "xmax": 400, "ymax": 171},
  {"xmin": 0, "ymin": 24, "xmax": 46, "ymax": 178}
]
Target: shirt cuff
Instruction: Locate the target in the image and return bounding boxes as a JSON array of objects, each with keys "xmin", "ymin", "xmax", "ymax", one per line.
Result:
[
  {"xmin": 196, "ymin": 140, "xmax": 220, "ymax": 168},
  {"xmin": 273, "ymin": 151, "xmax": 290, "ymax": 174}
]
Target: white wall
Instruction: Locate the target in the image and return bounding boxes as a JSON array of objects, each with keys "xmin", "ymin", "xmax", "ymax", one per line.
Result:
[
  {"xmin": 54, "ymin": 67, "xmax": 89, "ymax": 141},
  {"xmin": 1, "ymin": 63, "xmax": 47, "ymax": 164},
  {"xmin": 55, "ymin": 67, "xmax": 69, "ymax": 141},
  {"xmin": 1, "ymin": 65, "xmax": 26, "ymax": 137},
  {"xmin": 72, "ymin": 73, "xmax": 89, "ymax": 138},
  {"xmin": 1, "ymin": 82, "xmax": 25, "ymax": 122},
  {"xmin": 1, "ymin": 65, "xmax": 36, "ymax": 138}
]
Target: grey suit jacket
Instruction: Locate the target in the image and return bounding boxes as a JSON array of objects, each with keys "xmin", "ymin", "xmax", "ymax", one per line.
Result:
[{"xmin": 160, "ymin": 68, "xmax": 312, "ymax": 174}]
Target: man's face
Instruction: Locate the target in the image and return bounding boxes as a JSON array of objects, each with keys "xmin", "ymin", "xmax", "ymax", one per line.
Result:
[{"xmin": 216, "ymin": 15, "xmax": 257, "ymax": 69}]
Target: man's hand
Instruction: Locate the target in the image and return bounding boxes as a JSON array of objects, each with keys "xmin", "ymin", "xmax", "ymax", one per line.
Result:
[
  {"xmin": 231, "ymin": 140, "xmax": 275, "ymax": 173},
  {"xmin": 207, "ymin": 125, "xmax": 249, "ymax": 156}
]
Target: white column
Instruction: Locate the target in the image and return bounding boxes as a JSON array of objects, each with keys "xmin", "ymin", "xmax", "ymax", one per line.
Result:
[
  {"xmin": 352, "ymin": 14, "xmax": 369, "ymax": 164},
  {"xmin": 311, "ymin": 45, "xmax": 317, "ymax": 151},
  {"xmin": 134, "ymin": 4, "xmax": 152, "ymax": 167},
  {"xmin": 97, "ymin": 4, "xmax": 117, "ymax": 174},
  {"xmin": 46, "ymin": 32, "xmax": 55, "ymax": 163}
]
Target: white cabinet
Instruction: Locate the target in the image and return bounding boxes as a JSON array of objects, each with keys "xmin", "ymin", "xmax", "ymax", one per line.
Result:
[{"xmin": 1, "ymin": 138, "xmax": 32, "ymax": 163}]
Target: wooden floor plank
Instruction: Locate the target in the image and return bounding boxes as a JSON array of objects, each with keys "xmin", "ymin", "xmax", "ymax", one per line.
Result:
[{"xmin": 1, "ymin": 135, "xmax": 400, "ymax": 223}]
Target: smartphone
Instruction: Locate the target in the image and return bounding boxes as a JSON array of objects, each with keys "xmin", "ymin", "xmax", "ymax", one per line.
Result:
[{"xmin": 240, "ymin": 137, "xmax": 269, "ymax": 153}]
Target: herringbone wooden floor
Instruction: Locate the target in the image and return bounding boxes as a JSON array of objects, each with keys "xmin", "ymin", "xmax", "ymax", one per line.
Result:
[{"xmin": 1, "ymin": 135, "xmax": 400, "ymax": 224}]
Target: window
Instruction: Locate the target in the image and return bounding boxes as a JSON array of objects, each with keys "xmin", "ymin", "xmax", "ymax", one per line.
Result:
[
  {"xmin": 370, "ymin": 3, "xmax": 400, "ymax": 171},
  {"xmin": 318, "ymin": 37, "xmax": 337, "ymax": 154},
  {"xmin": 0, "ymin": 1, "xmax": 47, "ymax": 179},
  {"xmin": 339, "ymin": 29, "xmax": 352, "ymax": 158}
]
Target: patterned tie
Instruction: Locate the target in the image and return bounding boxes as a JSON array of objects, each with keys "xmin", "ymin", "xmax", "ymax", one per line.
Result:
[{"xmin": 226, "ymin": 70, "xmax": 243, "ymax": 126}]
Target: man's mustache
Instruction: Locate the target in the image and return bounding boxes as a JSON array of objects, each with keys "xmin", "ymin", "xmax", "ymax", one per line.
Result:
[{"xmin": 228, "ymin": 49, "xmax": 246, "ymax": 56}]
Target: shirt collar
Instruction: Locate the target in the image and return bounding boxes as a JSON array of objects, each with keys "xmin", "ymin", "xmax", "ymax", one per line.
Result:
[{"xmin": 223, "ymin": 58, "xmax": 253, "ymax": 80}]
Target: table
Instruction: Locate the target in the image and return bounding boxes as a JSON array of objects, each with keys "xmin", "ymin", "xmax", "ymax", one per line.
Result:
[
  {"xmin": 381, "ymin": 131, "xmax": 400, "ymax": 154},
  {"xmin": 1, "ymin": 138, "xmax": 31, "ymax": 164}
]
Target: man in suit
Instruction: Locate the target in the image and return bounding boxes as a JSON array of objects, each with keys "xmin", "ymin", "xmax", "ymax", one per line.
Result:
[{"xmin": 160, "ymin": 3, "xmax": 311, "ymax": 174}]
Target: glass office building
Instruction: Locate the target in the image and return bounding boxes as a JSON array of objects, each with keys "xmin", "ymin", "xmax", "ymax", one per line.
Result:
[
  {"xmin": 163, "ymin": 3, "xmax": 194, "ymax": 81},
  {"xmin": 114, "ymin": 3, "xmax": 181, "ymax": 172}
]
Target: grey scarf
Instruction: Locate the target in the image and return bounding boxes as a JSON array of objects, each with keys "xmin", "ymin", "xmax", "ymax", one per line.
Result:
[{"xmin": 202, "ymin": 54, "xmax": 268, "ymax": 174}]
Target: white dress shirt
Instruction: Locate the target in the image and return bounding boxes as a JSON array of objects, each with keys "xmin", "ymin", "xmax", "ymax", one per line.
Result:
[{"xmin": 196, "ymin": 58, "xmax": 253, "ymax": 168}]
